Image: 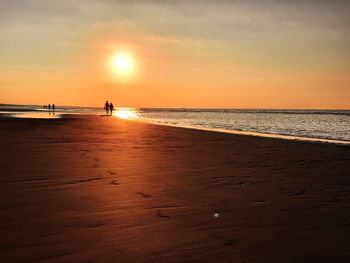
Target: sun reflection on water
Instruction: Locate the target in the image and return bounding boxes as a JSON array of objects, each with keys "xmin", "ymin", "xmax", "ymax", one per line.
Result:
[{"xmin": 113, "ymin": 108, "xmax": 140, "ymax": 119}]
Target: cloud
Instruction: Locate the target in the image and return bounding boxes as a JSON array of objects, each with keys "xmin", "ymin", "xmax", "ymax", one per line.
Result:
[{"xmin": 1, "ymin": 0, "xmax": 349, "ymax": 70}]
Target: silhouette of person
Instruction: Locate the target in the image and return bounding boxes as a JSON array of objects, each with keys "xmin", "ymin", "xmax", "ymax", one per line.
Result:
[
  {"xmin": 104, "ymin": 101, "xmax": 109, "ymax": 115},
  {"xmin": 109, "ymin": 102, "xmax": 114, "ymax": 115},
  {"xmin": 48, "ymin": 104, "xmax": 51, "ymax": 110},
  {"xmin": 52, "ymin": 104, "xmax": 55, "ymax": 111}
]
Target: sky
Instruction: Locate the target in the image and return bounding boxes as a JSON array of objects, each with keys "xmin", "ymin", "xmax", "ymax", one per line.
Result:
[{"xmin": 0, "ymin": 0, "xmax": 349, "ymax": 108}]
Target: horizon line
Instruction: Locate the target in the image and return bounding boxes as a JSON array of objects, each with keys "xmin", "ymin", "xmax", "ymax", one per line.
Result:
[{"xmin": 0, "ymin": 102, "xmax": 349, "ymax": 111}]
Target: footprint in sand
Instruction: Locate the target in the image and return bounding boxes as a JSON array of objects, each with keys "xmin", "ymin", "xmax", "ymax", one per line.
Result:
[
  {"xmin": 223, "ymin": 240, "xmax": 238, "ymax": 247},
  {"xmin": 210, "ymin": 234, "xmax": 238, "ymax": 248},
  {"xmin": 66, "ymin": 177, "xmax": 101, "ymax": 184},
  {"xmin": 136, "ymin": 192, "xmax": 152, "ymax": 198},
  {"xmin": 156, "ymin": 210, "xmax": 170, "ymax": 218},
  {"xmin": 255, "ymin": 199, "xmax": 266, "ymax": 204},
  {"xmin": 111, "ymin": 180, "xmax": 119, "ymax": 185}
]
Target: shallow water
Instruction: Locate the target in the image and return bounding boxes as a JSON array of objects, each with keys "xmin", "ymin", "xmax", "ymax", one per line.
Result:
[
  {"xmin": 3, "ymin": 111, "xmax": 61, "ymax": 119},
  {"xmin": 139, "ymin": 109, "xmax": 350, "ymax": 143}
]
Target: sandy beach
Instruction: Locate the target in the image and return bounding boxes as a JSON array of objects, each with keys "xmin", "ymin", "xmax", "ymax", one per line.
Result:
[{"xmin": 1, "ymin": 114, "xmax": 350, "ymax": 262}]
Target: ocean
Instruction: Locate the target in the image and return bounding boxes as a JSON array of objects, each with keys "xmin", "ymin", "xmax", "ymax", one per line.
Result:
[{"xmin": 1, "ymin": 104, "xmax": 349, "ymax": 144}]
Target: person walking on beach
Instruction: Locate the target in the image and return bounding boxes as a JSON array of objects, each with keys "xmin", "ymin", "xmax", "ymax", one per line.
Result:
[
  {"xmin": 52, "ymin": 104, "xmax": 55, "ymax": 111},
  {"xmin": 104, "ymin": 100, "xmax": 109, "ymax": 115},
  {"xmin": 48, "ymin": 104, "xmax": 51, "ymax": 111},
  {"xmin": 109, "ymin": 102, "xmax": 114, "ymax": 115}
]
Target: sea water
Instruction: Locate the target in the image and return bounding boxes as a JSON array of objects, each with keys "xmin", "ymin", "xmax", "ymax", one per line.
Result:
[{"xmin": 139, "ymin": 109, "xmax": 350, "ymax": 143}]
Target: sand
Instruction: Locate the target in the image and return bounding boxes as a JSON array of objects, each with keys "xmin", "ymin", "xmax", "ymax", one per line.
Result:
[{"xmin": 0, "ymin": 115, "xmax": 350, "ymax": 262}]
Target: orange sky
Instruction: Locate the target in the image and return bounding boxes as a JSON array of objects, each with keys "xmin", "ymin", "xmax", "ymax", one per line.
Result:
[{"xmin": 0, "ymin": 1, "xmax": 349, "ymax": 109}]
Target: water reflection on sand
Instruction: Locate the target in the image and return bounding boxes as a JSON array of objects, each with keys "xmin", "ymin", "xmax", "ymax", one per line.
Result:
[
  {"xmin": 4, "ymin": 111, "xmax": 60, "ymax": 119},
  {"xmin": 113, "ymin": 108, "xmax": 140, "ymax": 120}
]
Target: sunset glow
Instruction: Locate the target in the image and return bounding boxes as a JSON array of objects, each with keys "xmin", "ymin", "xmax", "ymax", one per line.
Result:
[{"xmin": 0, "ymin": 1, "xmax": 349, "ymax": 109}]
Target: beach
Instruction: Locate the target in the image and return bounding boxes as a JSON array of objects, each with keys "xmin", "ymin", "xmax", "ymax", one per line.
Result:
[{"xmin": 1, "ymin": 115, "xmax": 350, "ymax": 262}]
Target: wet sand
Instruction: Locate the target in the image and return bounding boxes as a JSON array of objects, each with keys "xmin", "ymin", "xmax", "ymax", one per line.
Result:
[{"xmin": 0, "ymin": 115, "xmax": 350, "ymax": 262}]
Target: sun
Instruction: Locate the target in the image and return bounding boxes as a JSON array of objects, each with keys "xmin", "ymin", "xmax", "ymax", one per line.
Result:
[{"xmin": 111, "ymin": 52, "xmax": 135, "ymax": 74}]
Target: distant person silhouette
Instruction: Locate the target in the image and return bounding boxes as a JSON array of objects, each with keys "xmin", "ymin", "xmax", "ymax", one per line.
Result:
[
  {"xmin": 109, "ymin": 102, "xmax": 114, "ymax": 115},
  {"xmin": 52, "ymin": 104, "xmax": 55, "ymax": 111},
  {"xmin": 48, "ymin": 104, "xmax": 51, "ymax": 110},
  {"xmin": 104, "ymin": 100, "xmax": 109, "ymax": 115}
]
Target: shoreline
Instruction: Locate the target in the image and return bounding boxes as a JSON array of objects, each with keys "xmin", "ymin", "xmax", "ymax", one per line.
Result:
[
  {"xmin": 139, "ymin": 118, "xmax": 350, "ymax": 146},
  {"xmin": 1, "ymin": 112, "xmax": 350, "ymax": 145}
]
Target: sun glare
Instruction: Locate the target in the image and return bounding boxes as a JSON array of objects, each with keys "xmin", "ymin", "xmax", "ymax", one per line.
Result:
[
  {"xmin": 111, "ymin": 52, "xmax": 135, "ymax": 74},
  {"xmin": 113, "ymin": 108, "xmax": 139, "ymax": 119}
]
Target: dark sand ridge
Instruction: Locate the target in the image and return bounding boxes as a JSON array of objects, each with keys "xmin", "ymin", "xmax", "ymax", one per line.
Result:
[{"xmin": 0, "ymin": 115, "xmax": 349, "ymax": 262}]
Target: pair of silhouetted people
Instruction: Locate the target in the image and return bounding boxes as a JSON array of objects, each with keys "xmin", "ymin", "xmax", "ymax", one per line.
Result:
[{"xmin": 104, "ymin": 101, "xmax": 114, "ymax": 115}]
